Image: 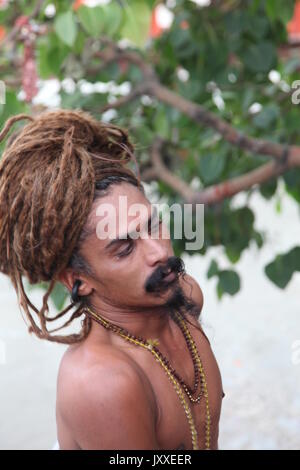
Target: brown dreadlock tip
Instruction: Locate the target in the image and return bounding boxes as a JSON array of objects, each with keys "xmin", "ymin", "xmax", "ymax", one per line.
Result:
[
  {"xmin": 65, "ymin": 126, "xmax": 75, "ymax": 141},
  {"xmin": 6, "ymin": 232, "xmax": 10, "ymax": 259},
  {"xmin": 107, "ymin": 129, "xmax": 123, "ymax": 137}
]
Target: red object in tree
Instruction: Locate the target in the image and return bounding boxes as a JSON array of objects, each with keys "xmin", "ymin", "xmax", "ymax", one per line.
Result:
[
  {"xmin": 180, "ymin": 20, "xmax": 189, "ymax": 30},
  {"xmin": 0, "ymin": 0, "xmax": 9, "ymax": 8},
  {"xmin": 287, "ymin": 1, "xmax": 300, "ymax": 41},
  {"xmin": 150, "ymin": 7, "xmax": 163, "ymax": 38},
  {"xmin": 22, "ymin": 41, "xmax": 38, "ymax": 103},
  {"xmin": 72, "ymin": 0, "xmax": 85, "ymax": 11},
  {"xmin": 0, "ymin": 25, "xmax": 6, "ymax": 41},
  {"xmin": 14, "ymin": 15, "xmax": 29, "ymax": 28},
  {"xmin": 118, "ymin": 58, "xmax": 129, "ymax": 74}
]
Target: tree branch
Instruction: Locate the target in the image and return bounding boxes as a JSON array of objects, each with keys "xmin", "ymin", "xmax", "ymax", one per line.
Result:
[
  {"xmin": 143, "ymin": 138, "xmax": 196, "ymax": 203},
  {"xmin": 94, "ymin": 38, "xmax": 156, "ymax": 82},
  {"xmin": 142, "ymin": 138, "xmax": 299, "ymax": 206},
  {"xmin": 191, "ymin": 160, "xmax": 289, "ymax": 205},
  {"xmin": 100, "ymin": 83, "xmax": 148, "ymax": 112},
  {"xmin": 94, "ymin": 43, "xmax": 300, "ymax": 166},
  {"xmin": 92, "ymin": 43, "xmax": 300, "ymax": 204},
  {"xmin": 148, "ymin": 81, "xmax": 299, "ymax": 162}
]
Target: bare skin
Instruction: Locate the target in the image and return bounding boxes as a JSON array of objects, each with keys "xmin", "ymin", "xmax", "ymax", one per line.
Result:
[{"xmin": 56, "ymin": 182, "xmax": 224, "ymax": 450}]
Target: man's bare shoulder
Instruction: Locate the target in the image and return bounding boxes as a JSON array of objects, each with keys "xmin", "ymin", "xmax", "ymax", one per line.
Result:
[
  {"xmin": 57, "ymin": 340, "xmax": 135, "ymax": 381},
  {"xmin": 56, "ymin": 343, "xmax": 159, "ymax": 449},
  {"xmin": 57, "ymin": 342, "xmax": 148, "ymax": 413}
]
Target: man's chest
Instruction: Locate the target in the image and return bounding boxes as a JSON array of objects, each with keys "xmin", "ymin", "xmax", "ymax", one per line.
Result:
[{"xmin": 126, "ymin": 318, "xmax": 224, "ymax": 450}]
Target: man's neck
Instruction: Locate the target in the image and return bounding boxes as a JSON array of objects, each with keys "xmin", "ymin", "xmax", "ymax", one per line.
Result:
[{"xmin": 85, "ymin": 299, "xmax": 176, "ymax": 345}]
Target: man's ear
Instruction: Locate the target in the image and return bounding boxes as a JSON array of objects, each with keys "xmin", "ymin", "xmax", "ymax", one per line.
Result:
[{"xmin": 57, "ymin": 269, "xmax": 93, "ymax": 297}]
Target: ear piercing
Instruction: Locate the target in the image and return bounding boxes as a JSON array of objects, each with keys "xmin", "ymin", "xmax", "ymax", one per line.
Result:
[{"xmin": 71, "ymin": 279, "xmax": 82, "ymax": 303}]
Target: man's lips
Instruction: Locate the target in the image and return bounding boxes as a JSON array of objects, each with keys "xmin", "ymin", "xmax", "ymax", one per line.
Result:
[{"xmin": 163, "ymin": 270, "xmax": 176, "ymax": 282}]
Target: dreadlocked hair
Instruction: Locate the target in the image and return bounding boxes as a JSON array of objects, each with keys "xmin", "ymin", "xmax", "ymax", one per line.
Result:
[{"xmin": 0, "ymin": 108, "xmax": 143, "ymax": 345}]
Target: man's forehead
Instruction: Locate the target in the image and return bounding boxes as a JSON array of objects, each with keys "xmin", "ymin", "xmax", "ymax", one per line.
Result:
[
  {"xmin": 87, "ymin": 188, "xmax": 153, "ymax": 241},
  {"xmin": 95, "ymin": 199, "xmax": 152, "ymax": 219},
  {"xmin": 89, "ymin": 183, "xmax": 146, "ymax": 228}
]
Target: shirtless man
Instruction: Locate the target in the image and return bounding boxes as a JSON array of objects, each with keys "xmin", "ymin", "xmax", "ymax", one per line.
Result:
[
  {"xmin": 56, "ymin": 180, "xmax": 224, "ymax": 450},
  {"xmin": 0, "ymin": 109, "xmax": 224, "ymax": 450}
]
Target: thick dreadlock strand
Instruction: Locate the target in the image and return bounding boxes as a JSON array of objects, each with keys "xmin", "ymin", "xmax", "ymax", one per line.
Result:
[{"xmin": 0, "ymin": 108, "xmax": 141, "ymax": 344}]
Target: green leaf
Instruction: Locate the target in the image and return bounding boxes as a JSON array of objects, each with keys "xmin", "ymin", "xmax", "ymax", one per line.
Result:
[
  {"xmin": 199, "ymin": 152, "xmax": 227, "ymax": 184},
  {"xmin": 0, "ymin": 90, "xmax": 27, "ymax": 125},
  {"xmin": 104, "ymin": 2, "xmax": 123, "ymax": 36},
  {"xmin": 265, "ymin": 0, "xmax": 294, "ymax": 24},
  {"xmin": 154, "ymin": 108, "xmax": 170, "ymax": 138},
  {"xmin": 265, "ymin": 255, "xmax": 293, "ymax": 289},
  {"xmin": 283, "ymin": 168, "xmax": 300, "ymax": 189},
  {"xmin": 265, "ymin": 246, "xmax": 300, "ymax": 289},
  {"xmin": 144, "ymin": 0, "xmax": 157, "ymax": 7},
  {"xmin": 253, "ymin": 104, "xmax": 279, "ymax": 129},
  {"xmin": 243, "ymin": 41, "xmax": 277, "ymax": 73},
  {"xmin": 217, "ymin": 270, "xmax": 241, "ymax": 296},
  {"xmin": 54, "ymin": 11, "xmax": 77, "ymax": 47},
  {"xmin": 225, "ymin": 245, "xmax": 241, "ymax": 264},
  {"xmin": 120, "ymin": 0, "xmax": 151, "ymax": 48},
  {"xmin": 37, "ymin": 34, "xmax": 69, "ymax": 78},
  {"xmin": 253, "ymin": 231, "xmax": 264, "ymax": 249},
  {"xmin": 275, "ymin": 197, "xmax": 282, "ymax": 213},
  {"xmin": 50, "ymin": 282, "xmax": 69, "ymax": 311},
  {"xmin": 260, "ymin": 178, "xmax": 278, "ymax": 200},
  {"xmin": 242, "ymin": 87, "xmax": 255, "ymax": 113},
  {"xmin": 207, "ymin": 259, "xmax": 219, "ymax": 279},
  {"xmin": 217, "ymin": 282, "xmax": 224, "ymax": 300},
  {"xmin": 224, "ymin": 11, "xmax": 248, "ymax": 36},
  {"xmin": 247, "ymin": 16, "xmax": 269, "ymax": 39},
  {"xmin": 265, "ymin": 0, "xmax": 279, "ymax": 21},
  {"xmin": 283, "ymin": 57, "xmax": 300, "ymax": 74},
  {"xmin": 73, "ymin": 29, "xmax": 86, "ymax": 55},
  {"xmin": 76, "ymin": 5, "xmax": 105, "ymax": 37},
  {"xmin": 287, "ymin": 246, "xmax": 300, "ymax": 272}
]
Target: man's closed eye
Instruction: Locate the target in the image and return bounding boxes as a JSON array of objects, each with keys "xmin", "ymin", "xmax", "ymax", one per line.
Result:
[
  {"xmin": 116, "ymin": 242, "xmax": 134, "ymax": 259},
  {"xmin": 115, "ymin": 219, "xmax": 162, "ymax": 259}
]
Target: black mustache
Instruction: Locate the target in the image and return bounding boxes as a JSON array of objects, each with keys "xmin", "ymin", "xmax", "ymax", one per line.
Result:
[{"xmin": 144, "ymin": 256, "xmax": 185, "ymax": 293}]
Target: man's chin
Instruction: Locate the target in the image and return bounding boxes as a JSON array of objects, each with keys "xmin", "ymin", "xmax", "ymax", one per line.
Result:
[{"xmin": 157, "ymin": 275, "xmax": 180, "ymax": 297}]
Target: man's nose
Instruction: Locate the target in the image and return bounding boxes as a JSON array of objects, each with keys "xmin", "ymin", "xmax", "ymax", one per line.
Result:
[{"xmin": 143, "ymin": 238, "xmax": 169, "ymax": 267}]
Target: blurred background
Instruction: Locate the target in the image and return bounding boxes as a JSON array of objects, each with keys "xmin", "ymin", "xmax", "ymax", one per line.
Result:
[{"xmin": 0, "ymin": 0, "xmax": 300, "ymax": 449}]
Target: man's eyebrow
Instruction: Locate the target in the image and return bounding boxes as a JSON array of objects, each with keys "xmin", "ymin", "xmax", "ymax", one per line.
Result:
[{"xmin": 104, "ymin": 208, "xmax": 159, "ymax": 252}]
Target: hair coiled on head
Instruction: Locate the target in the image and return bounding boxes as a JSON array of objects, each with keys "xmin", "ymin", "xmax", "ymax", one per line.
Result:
[{"xmin": 0, "ymin": 108, "xmax": 142, "ymax": 344}]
